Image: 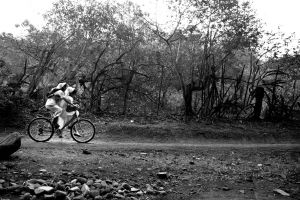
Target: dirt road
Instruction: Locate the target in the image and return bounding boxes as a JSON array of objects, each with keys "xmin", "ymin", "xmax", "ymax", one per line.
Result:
[
  {"xmin": 1, "ymin": 136, "xmax": 297, "ymax": 199},
  {"xmin": 22, "ymin": 137, "xmax": 300, "ymax": 149}
]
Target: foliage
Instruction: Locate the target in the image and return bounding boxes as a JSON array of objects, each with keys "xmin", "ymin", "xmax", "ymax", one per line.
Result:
[
  {"xmin": 0, "ymin": 0, "xmax": 299, "ymax": 125},
  {"xmin": 0, "ymin": 85, "xmax": 35, "ymax": 127}
]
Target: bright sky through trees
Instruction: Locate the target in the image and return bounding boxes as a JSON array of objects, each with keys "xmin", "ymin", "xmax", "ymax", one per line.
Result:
[{"xmin": 0, "ymin": 0, "xmax": 299, "ymax": 41}]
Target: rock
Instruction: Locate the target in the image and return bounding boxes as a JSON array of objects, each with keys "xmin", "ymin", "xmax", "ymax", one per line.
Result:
[
  {"xmin": 273, "ymin": 189, "xmax": 290, "ymax": 196},
  {"xmin": 55, "ymin": 183, "xmax": 65, "ymax": 191},
  {"xmin": 71, "ymin": 179, "xmax": 77, "ymax": 184},
  {"xmin": 81, "ymin": 183, "xmax": 90, "ymax": 196},
  {"xmin": 112, "ymin": 181, "xmax": 119, "ymax": 187},
  {"xmin": 103, "ymin": 192, "xmax": 114, "ymax": 199},
  {"xmin": 44, "ymin": 194, "xmax": 55, "ymax": 200},
  {"xmin": 0, "ymin": 132, "xmax": 22, "ymax": 159},
  {"xmin": 237, "ymin": 190, "xmax": 244, "ymax": 194},
  {"xmin": 26, "ymin": 183, "xmax": 36, "ymax": 191},
  {"xmin": 54, "ymin": 190, "xmax": 67, "ymax": 199},
  {"xmin": 117, "ymin": 189, "xmax": 125, "ymax": 194},
  {"xmin": 0, "ymin": 185, "xmax": 24, "ymax": 194},
  {"xmin": 73, "ymin": 195, "xmax": 85, "ymax": 200},
  {"xmin": 82, "ymin": 149, "xmax": 91, "ymax": 155},
  {"xmin": 121, "ymin": 183, "xmax": 131, "ymax": 191},
  {"xmin": 39, "ymin": 169, "xmax": 47, "ymax": 173},
  {"xmin": 136, "ymin": 168, "xmax": 142, "ymax": 171},
  {"xmin": 38, "ymin": 186, "xmax": 54, "ymax": 193},
  {"xmin": 158, "ymin": 187, "xmax": 164, "ymax": 191},
  {"xmin": 20, "ymin": 193, "xmax": 32, "ymax": 200},
  {"xmin": 100, "ymin": 188, "xmax": 112, "ymax": 195},
  {"xmin": 0, "ymin": 179, "xmax": 5, "ymax": 184},
  {"xmin": 34, "ymin": 188, "xmax": 45, "ymax": 195},
  {"xmin": 86, "ymin": 179, "xmax": 94, "ymax": 186},
  {"xmin": 115, "ymin": 193, "xmax": 125, "ymax": 199},
  {"xmin": 100, "ymin": 180, "xmax": 108, "ymax": 188},
  {"xmin": 77, "ymin": 177, "xmax": 87, "ymax": 184},
  {"xmin": 69, "ymin": 186, "xmax": 80, "ymax": 192},
  {"xmin": 245, "ymin": 176, "xmax": 253, "ymax": 182},
  {"xmin": 146, "ymin": 184, "xmax": 156, "ymax": 194},
  {"xmin": 222, "ymin": 186, "xmax": 231, "ymax": 191},
  {"xmin": 95, "ymin": 179, "xmax": 102, "ymax": 183},
  {"xmin": 26, "ymin": 179, "xmax": 47, "ymax": 185},
  {"xmin": 157, "ymin": 172, "xmax": 168, "ymax": 179},
  {"xmin": 11, "ymin": 182, "xmax": 18, "ymax": 187},
  {"xmin": 136, "ymin": 191, "xmax": 143, "ymax": 196},
  {"xmin": 130, "ymin": 187, "xmax": 139, "ymax": 192},
  {"xmin": 158, "ymin": 190, "xmax": 167, "ymax": 195},
  {"xmin": 94, "ymin": 183, "xmax": 102, "ymax": 188},
  {"xmin": 155, "ymin": 180, "xmax": 164, "ymax": 187},
  {"xmin": 94, "ymin": 195, "xmax": 103, "ymax": 200},
  {"xmin": 88, "ymin": 189, "xmax": 100, "ymax": 198}
]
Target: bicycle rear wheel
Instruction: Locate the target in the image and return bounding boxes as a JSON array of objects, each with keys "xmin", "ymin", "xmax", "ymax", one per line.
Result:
[
  {"xmin": 70, "ymin": 119, "xmax": 95, "ymax": 143},
  {"xmin": 27, "ymin": 117, "xmax": 54, "ymax": 142}
]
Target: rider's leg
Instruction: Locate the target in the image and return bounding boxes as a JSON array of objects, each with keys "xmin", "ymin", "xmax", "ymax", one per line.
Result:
[
  {"xmin": 51, "ymin": 106, "xmax": 63, "ymax": 138},
  {"xmin": 67, "ymin": 111, "xmax": 81, "ymax": 137},
  {"xmin": 53, "ymin": 117, "xmax": 59, "ymax": 130},
  {"xmin": 56, "ymin": 116, "xmax": 65, "ymax": 138}
]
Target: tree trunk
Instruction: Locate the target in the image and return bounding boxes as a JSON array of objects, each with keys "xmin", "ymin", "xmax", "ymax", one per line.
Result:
[
  {"xmin": 122, "ymin": 70, "xmax": 134, "ymax": 115},
  {"xmin": 122, "ymin": 84, "xmax": 130, "ymax": 115},
  {"xmin": 253, "ymin": 87, "xmax": 264, "ymax": 120},
  {"xmin": 184, "ymin": 83, "xmax": 194, "ymax": 117}
]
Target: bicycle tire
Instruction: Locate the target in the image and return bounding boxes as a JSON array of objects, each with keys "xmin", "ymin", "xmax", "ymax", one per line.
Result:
[
  {"xmin": 27, "ymin": 117, "xmax": 54, "ymax": 142},
  {"xmin": 70, "ymin": 119, "xmax": 95, "ymax": 143}
]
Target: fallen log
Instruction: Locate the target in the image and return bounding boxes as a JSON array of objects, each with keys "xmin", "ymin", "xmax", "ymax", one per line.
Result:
[{"xmin": 0, "ymin": 132, "xmax": 22, "ymax": 159}]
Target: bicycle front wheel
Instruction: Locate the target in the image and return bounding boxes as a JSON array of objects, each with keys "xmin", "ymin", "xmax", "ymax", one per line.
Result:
[
  {"xmin": 70, "ymin": 119, "xmax": 95, "ymax": 143},
  {"xmin": 27, "ymin": 117, "xmax": 54, "ymax": 142}
]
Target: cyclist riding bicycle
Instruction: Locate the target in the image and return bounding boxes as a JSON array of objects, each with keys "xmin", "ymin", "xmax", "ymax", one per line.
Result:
[{"xmin": 45, "ymin": 82, "xmax": 80, "ymax": 138}]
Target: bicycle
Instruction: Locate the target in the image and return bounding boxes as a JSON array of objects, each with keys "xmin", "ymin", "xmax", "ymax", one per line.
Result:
[{"xmin": 27, "ymin": 106, "xmax": 96, "ymax": 143}]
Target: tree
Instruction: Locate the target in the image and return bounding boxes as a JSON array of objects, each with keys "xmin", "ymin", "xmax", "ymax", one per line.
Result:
[{"xmin": 140, "ymin": 0, "xmax": 262, "ymax": 119}]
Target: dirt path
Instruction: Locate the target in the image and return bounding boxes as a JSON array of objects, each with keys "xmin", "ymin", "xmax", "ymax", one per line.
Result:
[
  {"xmin": 16, "ymin": 138, "xmax": 300, "ymax": 199},
  {"xmin": 22, "ymin": 137, "xmax": 300, "ymax": 150},
  {"xmin": 1, "ymin": 135, "xmax": 299, "ymax": 200}
]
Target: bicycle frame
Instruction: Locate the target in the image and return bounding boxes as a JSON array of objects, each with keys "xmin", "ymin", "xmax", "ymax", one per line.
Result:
[
  {"xmin": 33, "ymin": 106, "xmax": 80, "ymax": 131},
  {"xmin": 59, "ymin": 114, "xmax": 79, "ymax": 131}
]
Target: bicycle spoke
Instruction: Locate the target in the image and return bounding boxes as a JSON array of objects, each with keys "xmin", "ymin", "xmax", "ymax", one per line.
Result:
[
  {"xmin": 28, "ymin": 118, "xmax": 53, "ymax": 142},
  {"xmin": 71, "ymin": 119, "xmax": 95, "ymax": 143}
]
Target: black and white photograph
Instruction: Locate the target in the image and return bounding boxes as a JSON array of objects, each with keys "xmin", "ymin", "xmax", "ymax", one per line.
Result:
[{"xmin": 0, "ymin": 0, "xmax": 299, "ymax": 199}]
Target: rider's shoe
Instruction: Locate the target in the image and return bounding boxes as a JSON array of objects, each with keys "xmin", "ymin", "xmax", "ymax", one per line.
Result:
[{"xmin": 57, "ymin": 129, "xmax": 63, "ymax": 138}]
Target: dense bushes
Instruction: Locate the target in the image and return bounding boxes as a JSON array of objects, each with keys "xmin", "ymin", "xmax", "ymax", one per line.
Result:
[{"xmin": 0, "ymin": 86, "xmax": 35, "ymax": 128}]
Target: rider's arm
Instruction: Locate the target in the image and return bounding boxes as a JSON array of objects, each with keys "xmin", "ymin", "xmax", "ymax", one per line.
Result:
[
  {"xmin": 61, "ymin": 95, "xmax": 74, "ymax": 105},
  {"xmin": 47, "ymin": 88, "xmax": 60, "ymax": 98}
]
